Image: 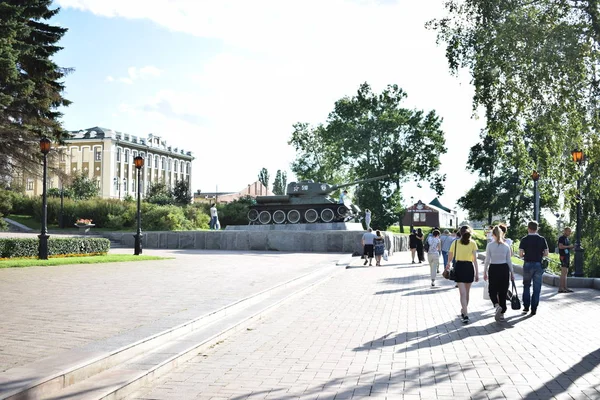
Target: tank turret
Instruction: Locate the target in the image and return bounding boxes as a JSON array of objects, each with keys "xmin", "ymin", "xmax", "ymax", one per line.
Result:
[{"xmin": 248, "ymin": 175, "xmax": 387, "ymax": 225}]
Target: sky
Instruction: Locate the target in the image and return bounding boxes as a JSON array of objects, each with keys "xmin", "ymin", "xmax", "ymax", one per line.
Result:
[{"xmin": 52, "ymin": 0, "xmax": 485, "ymax": 220}]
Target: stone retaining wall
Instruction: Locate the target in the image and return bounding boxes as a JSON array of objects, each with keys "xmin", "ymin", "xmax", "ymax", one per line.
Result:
[{"xmin": 103, "ymin": 230, "xmax": 409, "ymax": 254}]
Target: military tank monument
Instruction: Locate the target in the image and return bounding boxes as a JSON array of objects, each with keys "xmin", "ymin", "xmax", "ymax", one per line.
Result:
[{"xmin": 233, "ymin": 175, "xmax": 387, "ymax": 230}]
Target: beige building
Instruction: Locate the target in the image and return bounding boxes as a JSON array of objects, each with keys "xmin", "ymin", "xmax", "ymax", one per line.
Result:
[
  {"xmin": 194, "ymin": 181, "xmax": 272, "ymax": 204},
  {"xmin": 17, "ymin": 127, "xmax": 194, "ymax": 199}
]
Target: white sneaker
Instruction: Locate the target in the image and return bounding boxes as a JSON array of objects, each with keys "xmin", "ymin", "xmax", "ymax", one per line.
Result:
[
  {"xmin": 499, "ymin": 313, "xmax": 505, "ymax": 321},
  {"xmin": 494, "ymin": 305, "xmax": 502, "ymax": 322}
]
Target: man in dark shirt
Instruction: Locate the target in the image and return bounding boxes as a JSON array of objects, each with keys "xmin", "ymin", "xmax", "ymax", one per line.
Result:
[
  {"xmin": 558, "ymin": 227, "xmax": 574, "ymax": 293},
  {"xmin": 518, "ymin": 221, "xmax": 549, "ymax": 316}
]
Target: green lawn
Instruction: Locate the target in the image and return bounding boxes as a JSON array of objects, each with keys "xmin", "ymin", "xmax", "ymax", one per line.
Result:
[
  {"xmin": 0, "ymin": 254, "xmax": 171, "ymax": 268},
  {"xmin": 6, "ymin": 214, "xmax": 45, "ymax": 230}
]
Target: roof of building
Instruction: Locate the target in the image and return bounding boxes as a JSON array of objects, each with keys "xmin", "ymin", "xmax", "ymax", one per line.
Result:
[
  {"xmin": 429, "ymin": 198, "xmax": 453, "ymax": 213},
  {"xmin": 66, "ymin": 127, "xmax": 194, "ymax": 159}
]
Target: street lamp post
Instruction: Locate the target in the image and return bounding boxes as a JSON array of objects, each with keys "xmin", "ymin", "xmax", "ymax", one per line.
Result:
[
  {"xmin": 39, "ymin": 138, "xmax": 51, "ymax": 260},
  {"xmin": 59, "ymin": 178, "xmax": 64, "ymax": 229},
  {"xmin": 532, "ymin": 170, "xmax": 540, "ymax": 222},
  {"xmin": 133, "ymin": 156, "xmax": 144, "ymax": 255},
  {"xmin": 571, "ymin": 149, "xmax": 585, "ymax": 277}
]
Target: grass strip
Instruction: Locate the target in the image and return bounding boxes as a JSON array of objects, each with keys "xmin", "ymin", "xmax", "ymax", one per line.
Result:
[{"xmin": 0, "ymin": 254, "xmax": 171, "ymax": 269}]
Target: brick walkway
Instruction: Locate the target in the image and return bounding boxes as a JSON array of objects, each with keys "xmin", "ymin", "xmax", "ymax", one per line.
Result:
[
  {"xmin": 0, "ymin": 249, "xmax": 341, "ymax": 372},
  {"xmin": 132, "ymin": 252, "xmax": 600, "ymax": 400}
]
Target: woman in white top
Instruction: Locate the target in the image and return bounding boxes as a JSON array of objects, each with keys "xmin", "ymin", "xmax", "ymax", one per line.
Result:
[
  {"xmin": 427, "ymin": 230, "xmax": 442, "ymax": 287},
  {"xmin": 483, "ymin": 226, "xmax": 514, "ymax": 321}
]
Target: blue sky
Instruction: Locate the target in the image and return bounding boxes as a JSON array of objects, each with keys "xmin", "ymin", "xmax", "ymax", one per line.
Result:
[{"xmin": 52, "ymin": 0, "xmax": 485, "ymax": 219}]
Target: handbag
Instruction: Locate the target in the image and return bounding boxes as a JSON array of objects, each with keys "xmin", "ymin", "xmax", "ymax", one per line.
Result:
[
  {"xmin": 443, "ymin": 240, "xmax": 457, "ymax": 280},
  {"xmin": 383, "ymin": 249, "xmax": 388, "ymax": 261},
  {"xmin": 507, "ymin": 280, "xmax": 521, "ymax": 310}
]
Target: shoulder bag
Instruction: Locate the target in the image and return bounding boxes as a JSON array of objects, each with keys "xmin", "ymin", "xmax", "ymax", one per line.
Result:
[
  {"xmin": 507, "ymin": 279, "xmax": 521, "ymax": 310},
  {"xmin": 443, "ymin": 240, "xmax": 457, "ymax": 281}
]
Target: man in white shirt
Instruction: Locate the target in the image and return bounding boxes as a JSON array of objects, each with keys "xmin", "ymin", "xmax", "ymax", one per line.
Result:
[
  {"xmin": 210, "ymin": 204, "xmax": 218, "ymax": 230},
  {"xmin": 362, "ymin": 228, "xmax": 377, "ymax": 266}
]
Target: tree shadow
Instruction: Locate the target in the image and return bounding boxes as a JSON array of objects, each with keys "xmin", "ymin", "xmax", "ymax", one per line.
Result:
[
  {"xmin": 375, "ymin": 286, "xmax": 455, "ymax": 296},
  {"xmin": 230, "ymin": 360, "xmax": 477, "ymax": 400},
  {"xmin": 352, "ymin": 311, "xmax": 528, "ymax": 354}
]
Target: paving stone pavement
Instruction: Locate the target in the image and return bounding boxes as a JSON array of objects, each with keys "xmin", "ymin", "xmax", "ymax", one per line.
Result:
[
  {"xmin": 131, "ymin": 252, "xmax": 600, "ymax": 400},
  {"xmin": 0, "ymin": 249, "xmax": 342, "ymax": 372}
]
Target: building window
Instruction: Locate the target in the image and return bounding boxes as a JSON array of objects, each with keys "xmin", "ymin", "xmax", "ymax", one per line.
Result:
[
  {"xmin": 167, "ymin": 159, "xmax": 171, "ymax": 172},
  {"xmin": 174, "ymin": 160, "xmax": 178, "ymax": 172},
  {"xmin": 147, "ymin": 155, "xmax": 152, "ymax": 168},
  {"xmin": 131, "ymin": 179, "xmax": 135, "ymax": 192},
  {"xmin": 60, "ymin": 152, "xmax": 66, "ymax": 162},
  {"xmin": 117, "ymin": 148, "xmax": 121, "ymax": 162},
  {"xmin": 180, "ymin": 162, "xmax": 183, "ymax": 173},
  {"xmin": 155, "ymin": 155, "xmax": 159, "ymax": 169},
  {"xmin": 26, "ymin": 179, "xmax": 34, "ymax": 191},
  {"xmin": 413, "ymin": 213, "xmax": 427, "ymax": 222},
  {"xmin": 123, "ymin": 178, "xmax": 128, "ymax": 192},
  {"xmin": 161, "ymin": 157, "xmax": 166, "ymax": 170},
  {"xmin": 124, "ymin": 150, "xmax": 129, "ymax": 164},
  {"xmin": 186, "ymin": 163, "xmax": 189, "ymax": 174}
]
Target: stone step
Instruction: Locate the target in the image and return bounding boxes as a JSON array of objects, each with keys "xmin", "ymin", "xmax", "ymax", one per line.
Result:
[{"xmin": 0, "ymin": 260, "xmax": 346, "ymax": 400}]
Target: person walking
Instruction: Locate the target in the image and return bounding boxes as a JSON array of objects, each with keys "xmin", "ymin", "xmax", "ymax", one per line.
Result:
[
  {"xmin": 483, "ymin": 226, "xmax": 514, "ymax": 322},
  {"xmin": 409, "ymin": 230, "xmax": 418, "ymax": 263},
  {"xmin": 518, "ymin": 221, "xmax": 549, "ymax": 316},
  {"xmin": 440, "ymin": 229, "xmax": 454, "ymax": 267},
  {"xmin": 364, "ymin": 209, "xmax": 372, "ymax": 229},
  {"xmin": 426, "ymin": 229, "xmax": 441, "ymax": 286},
  {"xmin": 445, "ymin": 225, "xmax": 479, "ymax": 323},
  {"xmin": 209, "ymin": 204, "xmax": 218, "ymax": 230},
  {"xmin": 558, "ymin": 227, "xmax": 575, "ymax": 293},
  {"xmin": 362, "ymin": 228, "xmax": 377, "ymax": 266},
  {"xmin": 415, "ymin": 228, "xmax": 425, "ymax": 263},
  {"xmin": 373, "ymin": 230, "xmax": 385, "ymax": 266}
]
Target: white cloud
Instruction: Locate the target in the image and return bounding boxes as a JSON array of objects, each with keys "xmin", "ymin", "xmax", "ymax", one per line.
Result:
[
  {"xmin": 60, "ymin": 0, "xmax": 482, "ymax": 208},
  {"xmin": 107, "ymin": 65, "xmax": 163, "ymax": 84}
]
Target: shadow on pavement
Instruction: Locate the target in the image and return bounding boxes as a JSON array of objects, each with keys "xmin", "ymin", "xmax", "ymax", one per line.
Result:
[
  {"xmin": 375, "ymin": 286, "xmax": 455, "ymax": 296},
  {"xmin": 230, "ymin": 361, "xmax": 477, "ymax": 400}
]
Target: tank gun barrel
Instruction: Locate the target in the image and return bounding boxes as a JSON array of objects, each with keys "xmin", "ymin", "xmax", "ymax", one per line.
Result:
[{"xmin": 330, "ymin": 174, "xmax": 389, "ymax": 191}]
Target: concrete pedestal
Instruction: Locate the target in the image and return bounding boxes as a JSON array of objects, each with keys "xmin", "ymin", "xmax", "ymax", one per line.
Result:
[{"xmin": 225, "ymin": 222, "xmax": 365, "ymax": 231}]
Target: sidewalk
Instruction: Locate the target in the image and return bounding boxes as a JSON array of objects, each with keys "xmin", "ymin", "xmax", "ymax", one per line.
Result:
[
  {"xmin": 131, "ymin": 252, "xmax": 600, "ymax": 400},
  {"xmin": 0, "ymin": 249, "xmax": 342, "ymax": 373}
]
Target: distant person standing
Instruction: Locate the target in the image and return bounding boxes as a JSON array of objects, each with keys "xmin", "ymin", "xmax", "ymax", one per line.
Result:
[
  {"xmin": 339, "ymin": 190, "xmax": 348, "ymax": 204},
  {"xmin": 409, "ymin": 230, "xmax": 418, "ymax": 263},
  {"xmin": 558, "ymin": 227, "xmax": 574, "ymax": 293},
  {"xmin": 519, "ymin": 221, "xmax": 549, "ymax": 316},
  {"xmin": 362, "ymin": 228, "xmax": 377, "ymax": 266},
  {"xmin": 364, "ymin": 209, "xmax": 372, "ymax": 229},
  {"xmin": 210, "ymin": 204, "xmax": 218, "ymax": 230},
  {"xmin": 427, "ymin": 230, "xmax": 442, "ymax": 286},
  {"xmin": 416, "ymin": 228, "xmax": 425, "ymax": 263}
]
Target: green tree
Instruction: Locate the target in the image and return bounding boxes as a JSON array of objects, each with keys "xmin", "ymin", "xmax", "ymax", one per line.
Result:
[
  {"xmin": 272, "ymin": 170, "xmax": 287, "ymax": 195},
  {"xmin": 0, "ymin": 1, "xmax": 72, "ymax": 178},
  {"xmin": 290, "ymin": 83, "xmax": 447, "ymax": 229},
  {"xmin": 173, "ymin": 179, "xmax": 192, "ymax": 205},
  {"xmin": 145, "ymin": 182, "xmax": 173, "ymax": 205},
  {"xmin": 67, "ymin": 173, "xmax": 98, "ymax": 200},
  {"xmin": 258, "ymin": 168, "xmax": 270, "ymax": 190}
]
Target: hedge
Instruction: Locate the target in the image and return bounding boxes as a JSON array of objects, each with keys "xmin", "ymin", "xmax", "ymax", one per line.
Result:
[{"xmin": 0, "ymin": 238, "xmax": 110, "ymax": 258}]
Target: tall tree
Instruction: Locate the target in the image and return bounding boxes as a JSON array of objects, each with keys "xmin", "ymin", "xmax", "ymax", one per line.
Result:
[
  {"xmin": 0, "ymin": 1, "xmax": 72, "ymax": 178},
  {"xmin": 429, "ymin": 0, "xmax": 600, "ymax": 241},
  {"xmin": 272, "ymin": 170, "xmax": 288, "ymax": 195},
  {"xmin": 173, "ymin": 179, "xmax": 192, "ymax": 205},
  {"xmin": 290, "ymin": 83, "xmax": 447, "ymax": 229},
  {"xmin": 258, "ymin": 168, "xmax": 270, "ymax": 190}
]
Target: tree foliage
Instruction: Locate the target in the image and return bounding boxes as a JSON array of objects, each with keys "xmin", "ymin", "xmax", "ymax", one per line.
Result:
[
  {"xmin": 145, "ymin": 182, "xmax": 173, "ymax": 205},
  {"xmin": 429, "ymin": 0, "xmax": 600, "ymax": 244},
  {"xmin": 172, "ymin": 179, "xmax": 192, "ymax": 205},
  {"xmin": 68, "ymin": 173, "xmax": 98, "ymax": 200},
  {"xmin": 289, "ymin": 83, "xmax": 447, "ymax": 229},
  {"xmin": 258, "ymin": 168, "xmax": 269, "ymax": 190},
  {"xmin": 0, "ymin": 1, "xmax": 72, "ymax": 179},
  {"xmin": 272, "ymin": 170, "xmax": 287, "ymax": 195}
]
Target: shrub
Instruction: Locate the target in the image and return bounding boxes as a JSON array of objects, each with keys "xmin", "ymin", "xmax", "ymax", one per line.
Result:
[
  {"xmin": 217, "ymin": 196, "xmax": 254, "ymax": 228},
  {"xmin": 143, "ymin": 204, "xmax": 193, "ymax": 231},
  {"xmin": 0, "ymin": 237, "xmax": 110, "ymax": 258},
  {"xmin": 0, "ymin": 214, "xmax": 8, "ymax": 231},
  {"xmin": 0, "ymin": 190, "xmax": 13, "ymax": 215},
  {"xmin": 183, "ymin": 205, "xmax": 210, "ymax": 229}
]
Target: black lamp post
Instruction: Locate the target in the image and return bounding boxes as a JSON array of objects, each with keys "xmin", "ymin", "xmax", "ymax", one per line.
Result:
[
  {"xmin": 133, "ymin": 155, "xmax": 144, "ymax": 255},
  {"xmin": 571, "ymin": 149, "xmax": 585, "ymax": 277},
  {"xmin": 39, "ymin": 138, "xmax": 51, "ymax": 259},
  {"xmin": 532, "ymin": 170, "xmax": 540, "ymax": 222}
]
